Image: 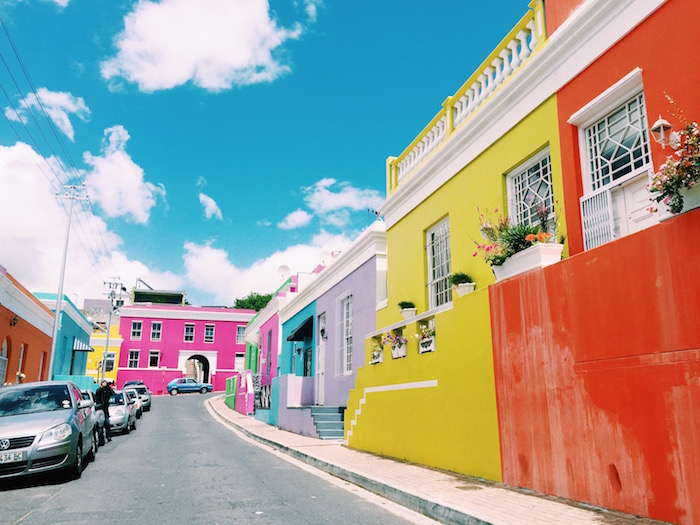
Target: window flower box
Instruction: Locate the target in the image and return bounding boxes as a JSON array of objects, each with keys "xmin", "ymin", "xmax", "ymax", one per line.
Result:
[
  {"xmin": 370, "ymin": 346, "xmax": 384, "ymax": 365},
  {"xmin": 492, "ymin": 243, "xmax": 564, "ymax": 282},
  {"xmin": 391, "ymin": 343, "xmax": 407, "ymax": 359},
  {"xmin": 383, "ymin": 332, "xmax": 407, "ymax": 359},
  {"xmin": 454, "ymin": 282, "xmax": 476, "ymax": 296},
  {"xmin": 418, "ymin": 336, "xmax": 435, "ymax": 354}
]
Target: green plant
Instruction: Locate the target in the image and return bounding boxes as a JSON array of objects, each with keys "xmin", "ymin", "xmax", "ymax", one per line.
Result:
[
  {"xmin": 448, "ymin": 272, "xmax": 473, "ymax": 286},
  {"xmin": 382, "ymin": 332, "xmax": 407, "ymax": 346},
  {"xmin": 398, "ymin": 301, "xmax": 415, "ymax": 309},
  {"xmin": 414, "ymin": 324, "xmax": 435, "ymax": 341}
]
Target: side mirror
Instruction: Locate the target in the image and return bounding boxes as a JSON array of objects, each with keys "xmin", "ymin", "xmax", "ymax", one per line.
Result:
[
  {"xmin": 78, "ymin": 399, "xmax": 93, "ymax": 409},
  {"xmin": 128, "ymin": 400, "xmax": 135, "ymax": 405}
]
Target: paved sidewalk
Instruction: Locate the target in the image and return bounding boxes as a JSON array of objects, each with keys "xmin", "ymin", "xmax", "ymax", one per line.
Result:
[{"xmin": 207, "ymin": 396, "xmax": 669, "ymax": 525}]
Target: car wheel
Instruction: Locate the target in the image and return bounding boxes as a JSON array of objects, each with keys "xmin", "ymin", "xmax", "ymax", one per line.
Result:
[
  {"xmin": 170, "ymin": 388, "xmax": 178, "ymax": 396},
  {"xmin": 125, "ymin": 421, "xmax": 131, "ymax": 434},
  {"xmin": 131, "ymin": 418, "xmax": 137, "ymax": 431},
  {"xmin": 200, "ymin": 387, "xmax": 208, "ymax": 394},
  {"xmin": 136, "ymin": 410, "xmax": 141, "ymax": 419},
  {"xmin": 89, "ymin": 429, "xmax": 98, "ymax": 460},
  {"xmin": 70, "ymin": 441, "xmax": 83, "ymax": 480},
  {"xmin": 98, "ymin": 426, "xmax": 105, "ymax": 446}
]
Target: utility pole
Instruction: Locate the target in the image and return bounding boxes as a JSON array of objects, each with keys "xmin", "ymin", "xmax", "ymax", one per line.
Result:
[
  {"xmin": 101, "ymin": 277, "xmax": 126, "ymax": 382},
  {"xmin": 47, "ymin": 184, "xmax": 88, "ymax": 381}
]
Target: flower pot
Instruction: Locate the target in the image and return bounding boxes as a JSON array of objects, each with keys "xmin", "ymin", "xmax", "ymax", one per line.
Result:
[
  {"xmin": 391, "ymin": 343, "xmax": 407, "ymax": 359},
  {"xmin": 492, "ymin": 243, "xmax": 564, "ymax": 282},
  {"xmin": 454, "ymin": 282, "xmax": 476, "ymax": 297},
  {"xmin": 400, "ymin": 308, "xmax": 417, "ymax": 320},
  {"xmin": 418, "ymin": 336, "xmax": 435, "ymax": 354},
  {"xmin": 658, "ymin": 182, "xmax": 700, "ymax": 221},
  {"xmin": 370, "ymin": 350, "xmax": 383, "ymax": 365}
]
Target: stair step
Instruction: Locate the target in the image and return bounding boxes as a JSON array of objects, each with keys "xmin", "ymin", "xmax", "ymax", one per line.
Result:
[{"xmin": 313, "ymin": 414, "xmax": 343, "ymax": 422}]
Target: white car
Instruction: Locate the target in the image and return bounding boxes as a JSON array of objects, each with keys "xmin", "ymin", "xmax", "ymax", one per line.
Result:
[{"xmin": 122, "ymin": 388, "xmax": 142, "ymax": 419}]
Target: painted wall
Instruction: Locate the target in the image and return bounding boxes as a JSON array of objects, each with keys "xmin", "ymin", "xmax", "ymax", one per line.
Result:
[
  {"xmin": 280, "ymin": 302, "xmax": 316, "ymax": 377},
  {"xmin": 544, "ymin": 0, "xmax": 585, "ymax": 36},
  {"xmin": 490, "ymin": 208, "xmax": 700, "ymax": 525},
  {"xmin": 259, "ymin": 313, "xmax": 280, "ymax": 386},
  {"xmin": 314, "ymin": 256, "xmax": 377, "ymax": 407},
  {"xmin": 556, "ymin": 0, "xmax": 700, "ymax": 255},
  {"xmin": 277, "ymin": 374, "xmax": 318, "ymax": 437},
  {"xmin": 87, "ymin": 323, "xmax": 122, "ymax": 384}
]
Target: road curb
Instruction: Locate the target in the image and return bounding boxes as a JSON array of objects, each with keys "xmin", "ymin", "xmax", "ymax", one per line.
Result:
[{"xmin": 207, "ymin": 396, "xmax": 491, "ymax": 525}]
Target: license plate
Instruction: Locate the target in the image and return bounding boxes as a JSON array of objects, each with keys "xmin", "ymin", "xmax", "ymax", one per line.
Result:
[{"xmin": 0, "ymin": 451, "xmax": 24, "ymax": 463}]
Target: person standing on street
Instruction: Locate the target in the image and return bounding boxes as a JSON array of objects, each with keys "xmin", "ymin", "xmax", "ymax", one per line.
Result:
[{"xmin": 95, "ymin": 380, "xmax": 115, "ymax": 442}]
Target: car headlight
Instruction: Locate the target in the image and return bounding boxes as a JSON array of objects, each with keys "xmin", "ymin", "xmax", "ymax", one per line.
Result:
[{"xmin": 39, "ymin": 423, "xmax": 72, "ymax": 445}]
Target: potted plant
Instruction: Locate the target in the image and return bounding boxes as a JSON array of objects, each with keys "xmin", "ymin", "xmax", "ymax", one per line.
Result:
[
  {"xmin": 449, "ymin": 272, "xmax": 475, "ymax": 296},
  {"xmin": 398, "ymin": 301, "xmax": 416, "ymax": 319},
  {"xmin": 414, "ymin": 325, "xmax": 436, "ymax": 353},
  {"xmin": 370, "ymin": 342, "xmax": 384, "ymax": 364},
  {"xmin": 383, "ymin": 332, "xmax": 407, "ymax": 359},
  {"xmin": 473, "ymin": 206, "xmax": 563, "ymax": 282}
]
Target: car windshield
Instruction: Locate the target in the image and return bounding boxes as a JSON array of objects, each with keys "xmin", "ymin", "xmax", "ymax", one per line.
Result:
[
  {"xmin": 109, "ymin": 393, "xmax": 125, "ymax": 406},
  {"xmin": 0, "ymin": 385, "xmax": 73, "ymax": 416},
  {"xmin": 135, "ymin": 387, "xmax": 147, "ymax": 395}
]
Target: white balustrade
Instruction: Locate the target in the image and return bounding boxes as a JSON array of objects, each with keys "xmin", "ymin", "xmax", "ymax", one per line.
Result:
[{"xmin": 396, "ymin": 115, "xmax": 447, "ymax": 183}]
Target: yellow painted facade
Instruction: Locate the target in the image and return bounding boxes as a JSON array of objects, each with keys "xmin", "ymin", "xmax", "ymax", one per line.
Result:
[
  {"xmin": 346, "ymin": 94, "xmax": 566, "ymax": 482},
  {"xmin": 86, "ymin": 323, "xmax": 122, "ymax": 384}
]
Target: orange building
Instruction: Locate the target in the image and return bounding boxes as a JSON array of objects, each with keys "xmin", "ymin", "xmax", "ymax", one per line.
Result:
[{"xmin": 0, "ymin": 264, "xmax": 54, "ymax": 384}]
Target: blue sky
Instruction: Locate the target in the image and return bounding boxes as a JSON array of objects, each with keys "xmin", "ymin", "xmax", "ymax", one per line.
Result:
[{"xmin": 0, "ymin": 0, "xmax": 527, "ymax": 306}]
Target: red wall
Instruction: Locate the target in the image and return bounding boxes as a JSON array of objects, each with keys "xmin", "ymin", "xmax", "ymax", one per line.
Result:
[
  {"xmin": 556, "ymin": 0, "xmax": 700, "ymax": 255},
  {"xmin": 544, "ymin": 0, "xmax": 585, "ymax": 35},
  {"xmin": 490, "ymin": 209, "xmax": 700, "ymax": 524}
]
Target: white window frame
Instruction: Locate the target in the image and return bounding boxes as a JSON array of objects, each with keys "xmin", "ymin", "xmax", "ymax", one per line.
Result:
[
  {"xmin": 204, "ymin": 324, "xmax": 215, "ymax": 343},
  {"xmin": 236, "ymin": 325, "xmax": 245, "ymax": 345},
  {"xmin": 426, "ymin": 217, "xmax": 452, "ymax": 309},
  {"xmin": 127, "ymin": 350, "xmax": 139, "ymax": 368},
  {"xmin": 184, "ymin": 323, "xmax": 195, "ymax": 342},
  {"xmin": 104, "ymin": 352, "xmax": 116, "ymax": 372},
  {"xmin": 150, "ymin": 322, "xmax": 162, "ymax": 341},
  {"xmin": 337, "ymin": 294, "xmax": 353, "ymax": 376},
  {"xmin": 148, "ymin": 350, "xmax": 160, "ymax": 368},
  {"xmin": 506, "ymin": 148, "xmax": 554, "ymax": 229},
  {"xmin": 131, "ymin": 321, "xmax": 142, "ymax": 341}
]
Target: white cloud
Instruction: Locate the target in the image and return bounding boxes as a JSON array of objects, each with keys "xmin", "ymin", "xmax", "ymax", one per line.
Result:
[
  {"xmin": 302, "ymin": 0, "xmax": 322, "ymax": 22},
  {"xmin": 0, "ymin": 141, "xmax": 179, "ymax": 308},
  {"xmin": 51, "ymin": 0, "xmax": 69, "ymax": 7},
  {"xmin": 5, "ymin": 87, "xmax": 89, "ymax": 141},
  {"xmin": 199, "ymin": 193, "xmax": 223, "ymax": 220},
  {"xmin": 101, "ymin": 0, "xmax": 307, "ymax": 92},
  {"xmin": 83, "ymin": 125, "xmax": 165, "ymax": 223},
  {"xmin": 278, "ymin": 208, "xmax": 312, "ymax": 229},
  {"xmin": 183, "ymin": 229, "xmax": 352, "ymax": 304},
  {"xmin": 299, "ymin": 178, "xmax": 384, "ymax": 227}
]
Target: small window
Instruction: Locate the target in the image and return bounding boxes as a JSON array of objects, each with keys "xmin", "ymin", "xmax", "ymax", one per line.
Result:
[
  {"xmin": 235, "ymin": 354, "xmax": 245, "ymax": 370},
  {"xmin": 104, "ymin": 352, "xmax": 116, "ymax": 372},
  {"xmin": 128, "ymin": 350, "xmax": 139, "ymax": 368},
  {"xmin": 204, "ymin": 324, "xmax": 215, "ymax": 343},
  {"xmin": 236, "ymin": 326, "xmax": 245, "ymax": 345},
  {"xmin": 340, "ymin": 296, "xmax": 352, "ymax": 375},
  {"xmin": 507, "ymin": 150, "xmax": 554, "ymax": 228},
  {"xmin": 151, "ymin": 322, "xmax": 162, "ymax": 341},
  {"xmin": 149, "ymin": 351, "xmax": 160, "ymax": 368},
  {"xmin": 184, "ymin": 324, "xmax": 195, "ymax": 342},
  {"xmin": 131, "ymin": 321, "xmax": 142, "ymax": 340},
  {"xmin": 426, "ymin": 218, "xmax": 452, "ymax": 309}
]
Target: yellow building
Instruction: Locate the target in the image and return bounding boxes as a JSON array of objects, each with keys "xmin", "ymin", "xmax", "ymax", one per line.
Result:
[
  {"xmin": 87, "ymin": 322, "xmax": 122, "ymax": 385},
  {"xmin": 345, "ymin": 0, "xmax": 567, "ymax": 482}
]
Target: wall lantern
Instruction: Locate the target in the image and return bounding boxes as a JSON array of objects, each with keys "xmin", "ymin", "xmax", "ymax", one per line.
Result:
[
  {"xmin": 9, "ymin": 316, "xmax": 18, "ymax": 327},
  {"xmin": 651, "ymin": 115, "xmax": 680, "ymax": 149}
]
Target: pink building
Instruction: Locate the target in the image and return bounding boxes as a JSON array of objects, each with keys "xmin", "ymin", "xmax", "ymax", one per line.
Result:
[{"xmin": 116, "ymin": 304, "xmax": 255, "ymax": 394}]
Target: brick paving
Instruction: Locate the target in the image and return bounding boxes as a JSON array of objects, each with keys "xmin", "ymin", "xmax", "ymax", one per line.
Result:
[{"xmin": 207, "ymin": 396, "xmax": 671, "ymax": 525}]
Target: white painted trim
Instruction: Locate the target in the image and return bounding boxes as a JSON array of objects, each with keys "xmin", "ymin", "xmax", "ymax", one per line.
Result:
[
  {"xmin": 121, "ymin": 306, "xmax": 255, "ymax": 323},
  {"xmin": 567, "ymin": 68, "xmax": 644, "ymax": 127},
  {"xmin": 0, "ymin": 275, "xmax": 54, "ymax": 336},
  {"xmin": 346, "ymin": 379, "xmax": 438, "ymax": 439},
  {"xmin": 279, "ymin": 222, "xmax": 387, "ymax": 324},
  {"xmin": 379, "ymin": 0, "xmax": 666, "ymax": 229},
  {"xmin": 38, "ymin": 297, "xmax": 91, "ymax": 334},
  {"xmin": 245, "ymin": 293, "xmax": 290, "ymax": 343},
  {"xmin": 366, "ymin": 302, "xmax": 453, "ymax": 339}
]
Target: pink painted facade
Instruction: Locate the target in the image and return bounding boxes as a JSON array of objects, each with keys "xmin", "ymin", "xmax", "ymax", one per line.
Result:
[{"xmin": 116, "ymin": 304, "xmax": 255, "ymax": 394}]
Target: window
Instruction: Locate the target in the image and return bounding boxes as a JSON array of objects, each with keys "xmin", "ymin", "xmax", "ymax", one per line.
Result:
[
  {"xmin": 104, "ymin": 352, "xmax": 116, "ymax": 372},
  {"xmin": 149, "ymin": 351, "xmax": 160, "ymax": 368},
  {"xmin": 266, "ymin": 330, "xmax": 272, "ymax": 375},
  {"xmin": 184, "ymin": 324, "xmax": 194, "ymax": 342},
  {"xmin": 131, "ymin": 321, "xmax": 142, "ymax": 340},
  {"xmin": 128, "ymin": 350, "xmax": 139, "ymax": 368},
  {"xmin": 151, "ymin": 322, "xmax": 162, "ymax": 341},
  {"xmin": 584, "ymin": 93, "xmax": 651, "ymax": 192},
  {"xmin": 339, "ymin": 295, "xmax": 353, "ymax": 375},
  {"xmin": 507, "ymin": 150, "xmax": 554, "ymax": 228},
  {"xmin": 204, "ymin": 324, "xmax": 215, "ymax": 343},
  {"xmin": 426, "ymin": 218, "xmax": 452, "ymax": 309},
  {"xmin": 236, "ymin": 326, "xmax": 245, "ymax": 345},
  {"xmin": 234, "ymin": 354, "xmax": 245, "ymax": 370},
  {"xmin": 0, "ymin": 339, "xmax": 7, "ymax": 384}
]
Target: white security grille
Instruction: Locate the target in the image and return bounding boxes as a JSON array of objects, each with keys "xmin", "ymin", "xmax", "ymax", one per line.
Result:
[
  {"xmin": 508, "ymin": 153, "xmax": 553, "ymax": 227},
  {"xmin": 585, "ymin": 93, "xmax": 651, "ymax": 191},
  {"xmin": 340, "ymin": 296, "xmax": 352, "ymax": 374},
  {"xmin": 580, "ymin": 187, "xmax": 614, "ymax": 250},
  {"xmin": 426, "ymin": 218, "xmax": 452, "ymax": 309}
]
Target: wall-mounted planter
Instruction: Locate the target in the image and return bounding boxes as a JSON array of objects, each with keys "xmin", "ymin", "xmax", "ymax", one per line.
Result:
[
  {"xmin": 658, "ymin": 183, "xmax": 700, "ymax": 221},
  {"xmin": 418, "ymin": 336, "xmax": 435, "ymax": 354},
  {"xmin": 391, "ymin": 343, "xmax": 407, "ymax": 359},
  {"xmin": 400, "ymin": 308, "xmax": 417, "ymax": 320},
  {"xmin": 454, "ymin": 282, "xmax": 476, "ymax": 297},
  {"xmin": 370, "ymin": 350, "xmax": 383, "ymax": 365},
  {"xmin": 492, "ymin": 243, "xmax": 564, "ymax": 282}
]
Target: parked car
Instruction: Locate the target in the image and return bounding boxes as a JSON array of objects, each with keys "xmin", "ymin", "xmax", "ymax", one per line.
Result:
[
  {"xmin": 167, "ymin": 378, "xmax": 213, "ymax": 396},
  {"xmin": 0, "ymin": 381, "xmax": 97, "ymax": 481},
  {"xmin": 81, "ymin": 390, "xmax": 105, "ymax": 446},
  {"xmin": 122, "ymin": 388, "xmax": 142, "ymax": 419},
  {"xmin": 107, "ymin": 391, "xmax": 137, "ymax": 434},
  {"xmin": 123, "ymin": 380, "xmax": 144, "ymax": 387},
  {"xmin": 131, "ymin": 385, "xmax": 152, "ymax": 411}
]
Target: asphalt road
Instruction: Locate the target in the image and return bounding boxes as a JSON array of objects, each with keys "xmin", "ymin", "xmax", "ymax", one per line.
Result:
[{"xmin": 0, "ymin": 393, "xmax": 434, "ymax": 525}]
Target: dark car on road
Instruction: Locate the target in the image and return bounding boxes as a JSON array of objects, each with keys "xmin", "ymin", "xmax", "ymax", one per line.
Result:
[{"xmin": 0, "ymin": 381, "xmax": 97, "ymax": 481}]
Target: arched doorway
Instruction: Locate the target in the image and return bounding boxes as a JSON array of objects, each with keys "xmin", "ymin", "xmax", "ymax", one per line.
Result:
[{"xmin": 186, "ymin": 354, "xmax": 210, "ymax": 383}]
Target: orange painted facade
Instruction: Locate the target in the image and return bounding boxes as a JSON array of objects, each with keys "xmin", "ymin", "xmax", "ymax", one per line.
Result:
[
  {"xmin": 543, "ymin": 0, "xmax": 585, "ymax": 35},
  {"xmin": 556, "ymin": 0, "xmax": 700, "ymax": 255},
  {"xmin": 491, "ymin": 169, "xmax": 700, "ymax": 520}
]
